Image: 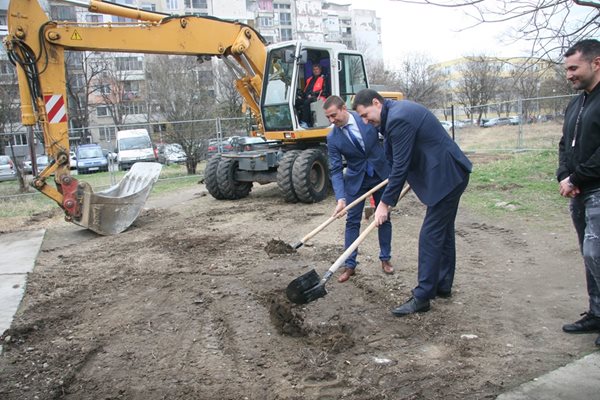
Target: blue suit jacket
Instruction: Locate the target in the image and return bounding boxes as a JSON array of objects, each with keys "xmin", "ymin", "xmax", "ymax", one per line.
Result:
[
  {"xmin": 327, "ymin": 112, "xmax": 391, "ymax": 200},
  {"xmin": 379, "ymin": 100, "xmax": 472, "ymax": 207}
]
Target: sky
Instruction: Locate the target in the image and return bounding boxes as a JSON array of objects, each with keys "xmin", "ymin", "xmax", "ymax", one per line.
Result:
[{"xmin": 349, "ymin": 0, "xmax": 546, "ymax": 66}]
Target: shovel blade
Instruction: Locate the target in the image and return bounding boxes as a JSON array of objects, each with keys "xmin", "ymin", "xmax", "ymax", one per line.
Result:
[{"xmin": 286, "ymin": 269, "xmax": 328, "ymax": 304}]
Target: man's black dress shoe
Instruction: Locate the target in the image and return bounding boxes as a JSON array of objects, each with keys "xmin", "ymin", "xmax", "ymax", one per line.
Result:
[
  {"xmin": 391, "ymin": 296, "xmax": 430, "ymax": 317},
  {"xmin": 562, "ymin": 312, "xmax": 600, "ymax": 333}
]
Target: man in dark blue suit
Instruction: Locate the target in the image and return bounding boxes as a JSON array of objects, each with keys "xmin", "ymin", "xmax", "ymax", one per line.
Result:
[
  {"xmin": 353, "ymin": 89, "xmax": 472, "ymax": 316},
  {"xmin": 324, "ymin": 95, "xmax": 395, "ymax": 283}
]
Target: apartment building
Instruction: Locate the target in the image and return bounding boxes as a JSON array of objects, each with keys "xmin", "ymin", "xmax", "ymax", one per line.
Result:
[{"xmin": 0, "ymin": 0, "xmax": 383, "ymax": 148}]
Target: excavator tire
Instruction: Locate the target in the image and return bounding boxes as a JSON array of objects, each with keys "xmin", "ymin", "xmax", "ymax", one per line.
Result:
[
  {"xmin": 291, "ymin": 148, "xmax": 330, "ymax": 203},
  {"xmin": 217, "ymin": 156, "xmax": 253, "ymax": 200},
  {"xmin": 204, "ymin": 155, "xmax": 225, "ymax": 200},
  {"xmin": 277, "ymin": 150, "xmax": 301, "ymax": 203}
]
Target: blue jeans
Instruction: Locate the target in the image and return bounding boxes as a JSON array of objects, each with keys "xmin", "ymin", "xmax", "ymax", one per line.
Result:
[
  {"xmin": 344, "ymin": 173, "xmax": 392, "ymax": 269},
  {"xmin": 570, "ymin": 189, "xmax": 600, "ymax": 316}
]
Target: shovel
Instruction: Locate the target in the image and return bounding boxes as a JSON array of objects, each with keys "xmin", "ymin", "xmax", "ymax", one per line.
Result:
[
  {"xmin": 290, "ymin": 178, "xmax": 389, "ymax": 249},
  {"xmin": 286, "ymin": 184, "xmax": 411, "ymax": 305}
]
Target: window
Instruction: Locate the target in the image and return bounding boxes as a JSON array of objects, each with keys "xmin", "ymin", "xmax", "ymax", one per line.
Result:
[
  {"xmin": 86, "ymin": 14, "xmax": 102, "ymax": 23},
  {"xmin": 140, "ymin": 3, "xmax": 156, "ymax": 11},
  {"xmin": 115, "ymin": 57, "xmax": 143, "ymax": 71},
  {"xmin": 70, "ymin": 74, "xmax": 85, "ymax": 90},
  {"xmin": 166, "ymin": 0, "xmax": 178, "ymax": 10},
  {"xmin": 112, "ymin": 15, "xmax": 135, "ymax": 23},
  {"xmin": 123, "ymin": 102, "xmax": 147, "ymax": 115},
  {"xmin": 97, "ymin": 105, "xmax": 109, "ymax": 117},
  {"xmin": 99, "ymin": 126, "xmax": 116, "ymax": 141},
  {"xmin": 258, "ymin": 17, "xmax": 273, "ymax": 27},
  {"xmin": 338, "ymin": 53, "xmax": 367, "ymax": 103},
  {"xmin": 274, "ymin": 3, "xmax": 291, "ymax": 9},
  {"xmin": 184, "ymin": 0, "xmax": 207, "ymax": 8},
  {"xmin": 98, "ymin": 84, "xmax": 111, "ymax": 95},
  {"xmin": 51, "ymin": 6, "xmax": 76, "ymax": 21},
  {"xmin": 280, "ymin": 28, "xmax": 292, "ymax": 41},
  {"xmin": 123, "ymin": 81, "xmax": 141, "ymax": 98},
  {"xmin": 279, "ymin": 13, "xmax": 291, "ymax": 26}
]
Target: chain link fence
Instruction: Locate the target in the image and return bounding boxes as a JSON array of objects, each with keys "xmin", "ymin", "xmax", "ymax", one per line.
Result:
[
  {"xmin": 0, "ymin": 116, "xmax": 253, "ymax": 199},
  {"xmin": 432, "ymin": 94, "xmax": 575, "ymax": 153},
  {"xmin": 0, "ymin": 95, "xmax": 577, "ymax": 201}
]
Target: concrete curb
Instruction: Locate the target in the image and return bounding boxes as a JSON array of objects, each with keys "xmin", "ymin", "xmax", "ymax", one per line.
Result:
[
  {"xmin": 496, "ymin": 351, "xmax": 600, "ymax": 400},
  {"xmin": 0, "ymin": 229, "xmax": 46, "ymax": 353}
]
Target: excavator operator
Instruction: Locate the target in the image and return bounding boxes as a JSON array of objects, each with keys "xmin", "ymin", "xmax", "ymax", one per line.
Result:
[{"xmin": 297, "ymin": 63, "xmax": 330, "ymax": 127}]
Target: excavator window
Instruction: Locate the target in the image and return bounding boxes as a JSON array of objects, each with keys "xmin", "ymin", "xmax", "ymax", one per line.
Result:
[
  {"xmin": 338, "ymin": 53, "xmax": 368, "ymax": 108},
  {"xmin": 262, "ymin": 45, "xmax": 296, "ymax": 131}
]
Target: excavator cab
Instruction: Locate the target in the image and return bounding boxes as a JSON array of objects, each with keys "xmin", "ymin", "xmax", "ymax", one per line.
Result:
[{"xmin": 261, "ymin": 42, "xmax": 369, "ymax": 138}]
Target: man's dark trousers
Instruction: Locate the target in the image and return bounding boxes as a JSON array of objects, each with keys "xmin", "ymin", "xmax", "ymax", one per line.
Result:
[
  {"xmin": 344, "ymin": 173, "xmax": 392, "ymax": 269},
  {"xmin": 413, "ymin": 175, "xmax": 470, "ymax": 300}
]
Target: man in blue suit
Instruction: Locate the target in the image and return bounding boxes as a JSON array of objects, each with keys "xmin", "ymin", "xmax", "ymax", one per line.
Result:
[
  {"xmin": 353, "ymin": 89, "xmax": 472, "ymax": 316},
  {"xmin": 324, "ymin": 95, "xmax": 395, "ymax": 283}
]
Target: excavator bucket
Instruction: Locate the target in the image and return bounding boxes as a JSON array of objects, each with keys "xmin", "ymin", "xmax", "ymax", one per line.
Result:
[{"xmin": 74, "ymin": 162, "xmax": 162, "ymax": 235}]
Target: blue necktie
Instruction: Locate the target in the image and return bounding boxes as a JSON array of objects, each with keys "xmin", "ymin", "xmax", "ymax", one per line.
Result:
[{"xmin": 344, "ymin": 126, "xmax": 374, "ymax": 177}]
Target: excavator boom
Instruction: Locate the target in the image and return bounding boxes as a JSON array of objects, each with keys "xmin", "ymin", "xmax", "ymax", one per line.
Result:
[{"xmin": 4, "ymin": 0, "xmax": 267, "ymax": 234}]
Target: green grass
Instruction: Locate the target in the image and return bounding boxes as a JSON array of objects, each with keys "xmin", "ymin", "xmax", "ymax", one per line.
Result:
[{"xmin": 463, "ymin": 150, "xmax": 569, "ymax": 218}]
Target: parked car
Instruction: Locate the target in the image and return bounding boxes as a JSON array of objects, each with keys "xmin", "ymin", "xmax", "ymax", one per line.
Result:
[
  {"xmin": 509, "ymin": 116, "xmax": 521, "ymax": 125},
  {"xmin": 157, "ymin": 143, "xmax": 187, "ymax": 165},
  {"xmin": 76, "ymin": 144, "xmax": 108, "ymax": 174},
  {"xmin": 0, "ymin": 155, "xmax": 16, "ymax": 182},
  {"xmin": 482, "ymin": 117, "xmax": 512, "ymax": 128},
  {"xmin": 207, "ymin": 137, "xmax": 235, "ymax": 157},
  {"xmin": 23, "ymin": 154, "xmax": 50, "ymax": 174}
]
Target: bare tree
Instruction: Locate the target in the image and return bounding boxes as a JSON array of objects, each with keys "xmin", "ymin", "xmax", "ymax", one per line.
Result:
[
  {"xmin": 214, "ymin": 62, "xmax": 245, "ymax": 118},
  {"xmin": 455, "ymin": 54, "xmax": 503, "ymax": 122},
  {"xmin": 92, "ymin": 54, "xmax": 145, "ymax": 128},
  {"xmin": 0, "ymin": 62, "xmax": 27, "ymax": 191},
  {"xmin": 146, "ymin": 55, "xmax": 217, "ymax": 174},
  {"xmin": 364, "ymin": 59, "xmax": 400, "ymax": 89},
  {"xmin": 395, "ymin": 53, "xmax": 447, "ymax": 108},
  {"xmin": 65, "ymin": 51, "xmax": 109, "ymax": 143},
  {"xmin": 389, "ymin": 0, "xmax": 600, "ymax": 61}
]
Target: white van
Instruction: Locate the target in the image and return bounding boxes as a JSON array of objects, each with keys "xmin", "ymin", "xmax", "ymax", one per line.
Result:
[{"xmin": 115, "ymin": 129, "xmax": 156, "ymax": 170}]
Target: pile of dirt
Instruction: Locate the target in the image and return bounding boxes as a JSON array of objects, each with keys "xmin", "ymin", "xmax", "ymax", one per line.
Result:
[{"xmin": 264, "ymin": 238, "xmax": 296, "ymax": 256}]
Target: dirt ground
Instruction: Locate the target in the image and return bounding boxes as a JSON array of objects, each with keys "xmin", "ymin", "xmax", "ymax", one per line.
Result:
[{"xmin": 0, "ymin": 160, "xmax": 597, "ymax": 400}]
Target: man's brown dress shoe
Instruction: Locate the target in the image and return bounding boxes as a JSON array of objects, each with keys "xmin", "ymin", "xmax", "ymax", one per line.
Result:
[
  {"xmin": 381, "ymin": 260, "xmax": 394, "ymax": 274},
  {"xmin": 338, "ymin": 267, "xmax": 355, "ymax": 283}
]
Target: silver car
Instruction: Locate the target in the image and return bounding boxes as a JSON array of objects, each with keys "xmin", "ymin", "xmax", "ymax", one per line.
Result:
[
  {"xmin": 0, "ymin": 155, "xmax": 17, "ymax": 182},
  {"xmin": 23, "ymin": 154, "xmax": 50, "ymax": 175}
]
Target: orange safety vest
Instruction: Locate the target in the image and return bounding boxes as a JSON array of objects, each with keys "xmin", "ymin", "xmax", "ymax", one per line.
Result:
[{"xmin": 305, "ymin": 75, "xmax": 327, "ymax": 101}]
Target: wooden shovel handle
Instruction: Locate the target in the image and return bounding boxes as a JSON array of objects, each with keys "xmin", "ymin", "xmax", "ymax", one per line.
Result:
[
  {"xmin": 297, "ymin": 178, "xmax": 389, "ymax": 245},
  {"xmin": 322, "ymin": 183, "xmax": 411, "ymax": 282}
]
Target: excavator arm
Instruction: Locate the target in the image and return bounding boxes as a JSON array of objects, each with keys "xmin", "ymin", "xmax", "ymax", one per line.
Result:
[{"xmin": 4, "ymin": 0, "xmax": 267, "ymax": 234}]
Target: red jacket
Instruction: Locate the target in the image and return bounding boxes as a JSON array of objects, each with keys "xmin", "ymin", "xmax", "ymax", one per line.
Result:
[{"xmin": 305, "ymin": 75, "xmax": 328, "ymax": 101}]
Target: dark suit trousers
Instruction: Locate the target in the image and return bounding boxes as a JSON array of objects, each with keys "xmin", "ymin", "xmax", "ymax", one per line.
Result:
[
  {"xmin": 344, "ymin": 173, "xmax": 392, "ymax": 269},
  {"xmin": 413, "ymin": 175, "xmax": 469, "ymax": 300}
]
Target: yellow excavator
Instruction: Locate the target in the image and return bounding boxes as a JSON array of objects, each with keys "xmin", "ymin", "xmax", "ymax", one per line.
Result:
[{"xmin": 5, "ymin": 0, "xmax": 398, "ymax": 235}]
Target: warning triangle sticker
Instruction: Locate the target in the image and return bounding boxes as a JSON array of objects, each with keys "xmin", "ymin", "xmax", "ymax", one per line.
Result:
[{"xmin": 71, "ymin": 30, "xmax": 82, "ymax": 40}]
